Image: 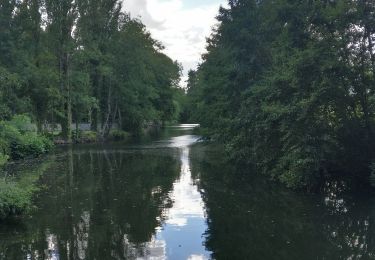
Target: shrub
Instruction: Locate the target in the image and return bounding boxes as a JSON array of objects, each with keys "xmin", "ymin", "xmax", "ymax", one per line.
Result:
[
  {"xmin": 10, "ymin": 133, "xmax": 53, "ymax": 160},
  {"xmin": 74, "ymin": 130, "xmax": 98, "ymax": 143},
  {"xmin": 83, "ymin": 131, "xmax": 98, "ymax": 142},
  {"xmin": 0, "ymin": 153, "xmax": 8, "ymax": 168},
  {"xmin": 0, "ymin": 121, "xmax": 22, "ymax": 143},
  {"xmin": 0, "ymin": 116, "xmax": 53, "ymax": 160},
  {"xmin": 109, "ymin": 129, "xmax": 130, "ymax": 141},
  {"xmin": 0, "ymin": 179, "xmax": 32, "ymax": 220},
  {"xmin": 0, "ymin": 115, "xmax": 53, "ymax": 221},
  {"xmin": 9, "ymin": 114, "xmax": 37, "ymax": 133}
]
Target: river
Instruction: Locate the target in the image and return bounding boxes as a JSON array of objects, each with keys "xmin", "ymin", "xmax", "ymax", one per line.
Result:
[{"xmin": 1, "ymin": 125, "xmax": 375, "ymax": 259}]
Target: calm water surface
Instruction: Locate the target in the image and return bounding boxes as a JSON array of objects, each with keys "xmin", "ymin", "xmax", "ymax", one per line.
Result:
[{"xmin": 1, "ymin": 125, "xmax": 375, "ymax": 259}]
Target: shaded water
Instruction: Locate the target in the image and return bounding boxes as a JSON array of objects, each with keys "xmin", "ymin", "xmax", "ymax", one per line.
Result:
[{"xmin": 1, "ymin": 125, "xmax": 375, "ymax": 259}]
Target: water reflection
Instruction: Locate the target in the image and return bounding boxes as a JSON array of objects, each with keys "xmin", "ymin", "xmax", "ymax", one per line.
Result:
[
  {"xmin": 152, "ymin": 144, "xmax": 209, "ymax": 260},
  {"xmin": 190, "ymin": 145, "xmax": 375, "ymax": 260},
  {"xmin": 165, "ymin": 147, "xmax": 205, "ymax": 227},
  {"xmin": 3, "ymin": 125, "xmax": 375, "ymax": 259},
  {"xmin": 0, "ymin": 126, "xmax": 209, "ymax": 260}
]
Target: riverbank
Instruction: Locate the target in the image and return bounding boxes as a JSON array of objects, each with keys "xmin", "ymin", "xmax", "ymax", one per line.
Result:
[
  {"xmin": 0, "ymin": 118, "xmax": 178, "ymax": 221},
  {"xmin": 53, "ymin": 129, "xmax": 131, "ymax": 145},
  {"xmin": 0, "ymin": 116, "xmax": 54, "ymax": 220}
]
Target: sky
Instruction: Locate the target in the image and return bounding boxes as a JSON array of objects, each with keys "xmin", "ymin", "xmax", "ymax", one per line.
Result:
[{"xmin": 122, "ymin": 0, "xmax": 227, "ymax": 85}]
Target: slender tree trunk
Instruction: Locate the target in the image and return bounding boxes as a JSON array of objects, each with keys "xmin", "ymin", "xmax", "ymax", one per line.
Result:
[
  {"xmin": 75, "ymin": 111, "xmax": 79, "ymax": 142},
  {"xmin": 118, "ymin": 108, "xmax": 122, "ymax": 130},
  {"xmin": 91, "ymin": 67, "xmax": 100, "ymax": 132},
  {"xmin": 101, "ymin": 78, "xmax": 112, "ymax": 138},
  {"xmin": 36, "ymin": 116, "xmax": 43, "ymax": 134},
  {"xmin": 61, "ymin": 53, "xmax": 72, "ymax": 142},
  {"xmin": 368, "ymin": 35, "xmax": 374, "ymax": 69},
  {"xmin": 110, "ymin": 102, "xmax": 118, "ymax": 132}
]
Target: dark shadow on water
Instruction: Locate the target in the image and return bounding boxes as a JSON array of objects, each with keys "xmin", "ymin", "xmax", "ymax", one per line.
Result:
[{"xmin": 190, "ymin": 144, "xmax": 375, "ymax": 260}]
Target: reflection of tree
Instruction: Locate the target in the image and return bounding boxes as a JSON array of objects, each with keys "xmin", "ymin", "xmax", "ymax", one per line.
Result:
[
  {"xmin": 0, "ymin": 147, "xmax": 180, "ymax": 259},
  {"xmin": 190, "ymin": 145, "xmax": 375, "ymax": 260},
  {"xmin": 0, "ymin": 156, "xmax": 56, "ymax": 259}
]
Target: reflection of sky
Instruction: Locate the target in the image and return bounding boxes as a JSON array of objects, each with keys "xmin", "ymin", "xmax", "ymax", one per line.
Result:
[
  {"xmin": 121, "ymin": 139, "xmax": 210, "ymax": 259},
  {"xmin": 165, "ymin": 147, "xmax": 205, "ymax": 227},
  {"xmin": 153, "ymin": 135, "xmax": 201, "ymax": 149},
  {"xmin": 114, "ymin": 134, "xmax": 209, "ymax": 260},
  {"xmin": 29, "ymin": 128, "xmax": 210, "ymax": 260},
  {"xmin": 151, "ymin": 142, "xmax": 210, "ymax": 260}
]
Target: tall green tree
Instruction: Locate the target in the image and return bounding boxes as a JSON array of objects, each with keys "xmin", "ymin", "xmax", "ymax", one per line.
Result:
[
  {"xmin": 76, "ymin": 0, "xmax": 122, "ymax": 133},
  {"xmin": 44, "ymin": 0, "xmax": 77, "ymax": 141},
  {"xmin": 0, "ymin": 0, "xmax": 181, "ymax": 141},
  {"xmin": 188, "ymin": 0, "xmax": 375, "ymax": 189}
]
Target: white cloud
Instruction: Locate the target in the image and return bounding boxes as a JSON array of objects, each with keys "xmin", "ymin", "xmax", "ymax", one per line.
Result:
[{"xmin": 122, "ymin": 0, "xmax": 227, "ymax": 86}]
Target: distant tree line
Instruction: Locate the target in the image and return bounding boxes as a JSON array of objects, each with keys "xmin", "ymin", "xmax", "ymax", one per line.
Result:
[
  {"xmin": 0, "ymin": 0, "xmax": 181, "ymax": 142},
  {"xmin": 186, "ymin": 0, "xmax": 375, "ymax": 189}
]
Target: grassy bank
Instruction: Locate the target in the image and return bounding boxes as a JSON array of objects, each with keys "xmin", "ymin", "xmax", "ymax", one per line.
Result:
[{"xmin": 0, "ymin": 115, "xmax": 53, "ymax": 221}]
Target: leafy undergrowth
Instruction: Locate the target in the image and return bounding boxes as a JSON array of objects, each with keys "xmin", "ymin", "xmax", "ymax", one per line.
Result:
[
  {"xmin": 0, "ymin": 115, "xmax": 53, "ymax": 161},
  {"xmin": 0, "ymin": 179, "xmax": 34, "ymax": 220},
  {"xmin": 0, "ymin": 157, "xmax": 53, "ymax": 221}
]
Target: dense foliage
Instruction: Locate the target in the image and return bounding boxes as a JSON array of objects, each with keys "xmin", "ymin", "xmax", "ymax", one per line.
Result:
[
  {"xmin": 0, "ymin": 115, "xmax": 52, "ymax": 162},
  {"xmin": 0, "ymin": 0, "xmax": 181, "ymax": 142},
  {"xmin": 0, "ymin": 115, "xmax": 52, "ymax": 220},
  {"xmin": 188, "ymin": 0, "xmax": 375, "ymax": 189},
  {"xmin": 0, "ymin": 0, "xmax": 181, "ymax": 220},
  {"xmin": 0, "ymin": 179, "xmax": 32, "ymax": 220}
]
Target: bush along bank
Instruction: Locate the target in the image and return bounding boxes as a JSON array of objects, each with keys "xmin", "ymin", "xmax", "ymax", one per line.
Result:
[
  {"xmin": 0, "ymin": 115, "xmax": 53, "ymax": 221},
  {"xmin": 0, "ymin": 179, "xmax": 35, "ymax": 220},
  {"xmin": 69, "ymin": 129, "xmax": 131, "ymax": 144},
  {"xmin": 0, "ymin": 115, "xmax": 53, "ymax": 161}
]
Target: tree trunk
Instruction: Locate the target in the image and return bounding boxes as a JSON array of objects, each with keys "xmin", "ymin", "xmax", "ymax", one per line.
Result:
[
  {"xmin": 101, "ymin": 78, "xmax": 112, "ymax": 138},
  {"xmin": 61, "ymin": 53, "xmax": 72, "ymax": 142},
  {"xmin": 36, "ymin": 116, "xmax": 43, "ymax": 134},
  {"xmin": 91, "ymin": 67, "xmax": 100, "ymax": 132}
]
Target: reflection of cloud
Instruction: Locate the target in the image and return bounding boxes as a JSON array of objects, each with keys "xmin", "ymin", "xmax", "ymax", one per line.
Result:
[
  {"xmin": 152, "ymin": 134, "xmax": 200, "ymax": 148},
  {"xmin": 45, "ymin": 231, "xmax": 59, "ymax": 260},
  {"xmin": 123, "ymin": 235, "xmax": 167, "ymax": 260},
  {"xmin": 43, "ymin": 212, "xmax": 91, "ymax": 260},
  {"xmin": 36, "ymin": 132, "xmax": 208, "ymax": 260},
  {"xmin": 165, "ymin": 147, "xmax": 205, "ymax": 227},
  {"xmin": 75, "ymin": 211, "xmax": 90, "ymax": 260},
  {"xmin": 148, "ymin": 136, "xmax": 209, "ymax": 259},
  {"xmin": 188, "ymin": 254, "xmax": 209, "ymax": 260}
]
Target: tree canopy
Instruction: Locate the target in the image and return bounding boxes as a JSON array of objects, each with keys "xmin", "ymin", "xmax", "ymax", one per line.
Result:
[
  {"xmin": 187, "ymin": 0, "xmax": 375, "ymax": 189},
  {"xmin": 0, "ymin": 0, "xmax": 181, "ymax": 141}
]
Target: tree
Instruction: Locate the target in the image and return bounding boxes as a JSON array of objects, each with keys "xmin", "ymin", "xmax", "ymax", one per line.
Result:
[
  {"xmin": 0, "ymin": 0, "xmax": 181, "ymax": 141},
  {"xmin": 76, "ymin": 0, "xmax": 122, "ymax": 133},
  {"xmin": 188, "ymin": 0, "xmax": 375, "ymax": 189},
  {"xmin": 44, "ymin": 0, "xmax": 77, "ymax": 141}
]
